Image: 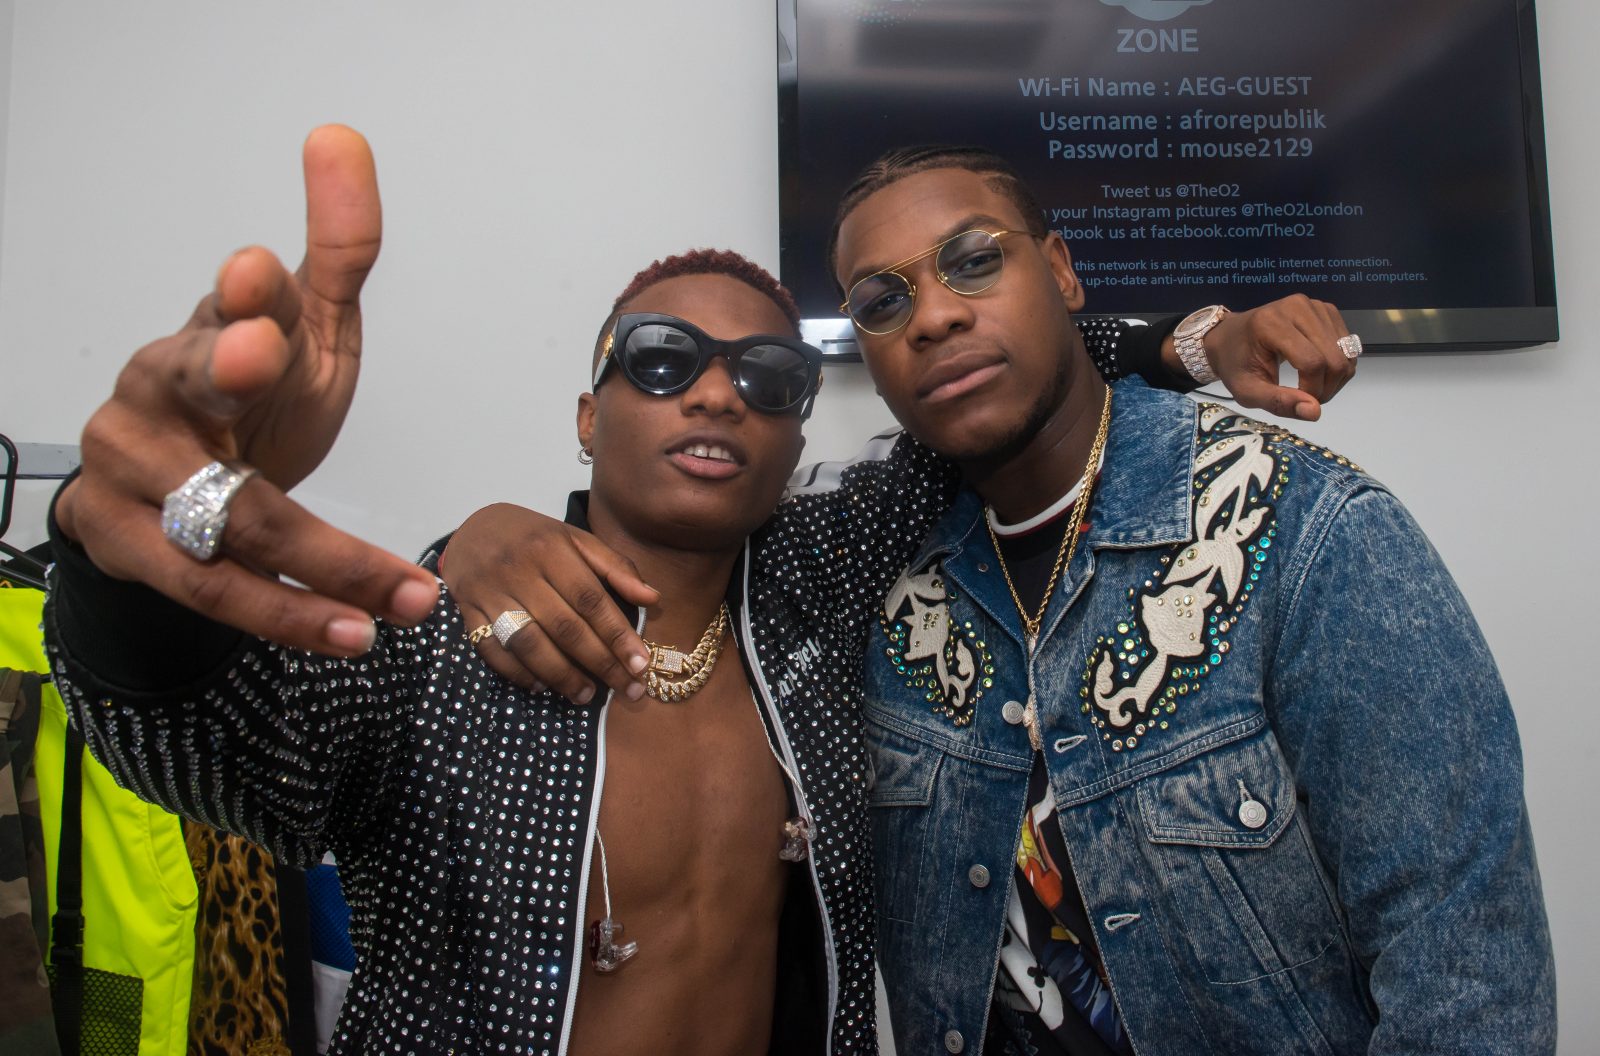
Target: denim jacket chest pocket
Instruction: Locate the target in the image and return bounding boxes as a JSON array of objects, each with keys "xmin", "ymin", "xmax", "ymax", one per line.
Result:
[{"xmin": 1129, "ymin": 725, "xmax": 1347, "ymax": 987}]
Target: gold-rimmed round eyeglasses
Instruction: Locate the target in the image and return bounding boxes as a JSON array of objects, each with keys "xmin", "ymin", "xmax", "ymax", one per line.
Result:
[{"xmin": 839, "ymin": 229, "xmax": 1025, "ymax": 335}]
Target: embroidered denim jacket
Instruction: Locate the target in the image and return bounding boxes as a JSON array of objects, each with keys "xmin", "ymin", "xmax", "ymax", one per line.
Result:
[{"xmin": 863, "ymin": 380, "xmax": 1555, "ymax": 1056}]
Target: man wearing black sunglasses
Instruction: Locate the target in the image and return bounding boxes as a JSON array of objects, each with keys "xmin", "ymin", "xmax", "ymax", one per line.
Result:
[
  {"xmin": 442, "ymin": 143, "xmax": 1551, "ymax": 1056},
  {"xmin": 44, "ymin": 209, "xmax": 845, "ymax": 1049},
  {"xmin": 597, "ymin": 313, "xmax": 824, "ymax": 418},
  {"xmin": 40, "ymin": 126, "xmax": 1369, "ymax": 1055},
  {"xmin": 24, "ymin": 127, "xmax": 1105, "ymax": 1051}
]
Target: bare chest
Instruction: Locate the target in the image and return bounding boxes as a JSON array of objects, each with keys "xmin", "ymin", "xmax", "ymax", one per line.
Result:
[{"xmin": 593, "ymin": 656, "xmax": 792, "ymax": 916}]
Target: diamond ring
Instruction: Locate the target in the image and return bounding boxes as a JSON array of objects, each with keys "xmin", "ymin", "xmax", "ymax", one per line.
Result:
[
  {"xmin": 491, "ymin": 609, "xmax": 536, "ymax": 647},
  {"xmin": 160, "ymin": 461, "xmax": 258, "ymax": 561},
  {"xmin": 1337, "ymin": 334, "xmax": 1363, "ymax": 360}
]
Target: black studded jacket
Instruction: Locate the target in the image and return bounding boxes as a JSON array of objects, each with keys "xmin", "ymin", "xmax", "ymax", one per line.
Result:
[{"xmin": 44, "ymin": 319, "xmax": 1173, "ymax": 1055}]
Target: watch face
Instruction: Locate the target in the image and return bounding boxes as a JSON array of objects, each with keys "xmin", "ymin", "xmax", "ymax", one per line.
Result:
[{"xmin": 1177, "ymin": 305, "xmax": 1226, "ymax": 338}]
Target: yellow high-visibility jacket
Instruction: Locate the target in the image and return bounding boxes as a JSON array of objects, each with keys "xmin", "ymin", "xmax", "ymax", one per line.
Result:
[{"xmin": 1, "ymin": 585, "xmax": 196, "ymax": 1056}]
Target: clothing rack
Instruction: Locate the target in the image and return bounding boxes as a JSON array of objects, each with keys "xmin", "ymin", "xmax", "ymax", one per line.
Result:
[
  {"xmin": 9, "ymin": 442, "xmax": 81, "ymax": 481},
  {"xmin": 1, "ymin": 435, "xmax": 75, "ymax": 590}
]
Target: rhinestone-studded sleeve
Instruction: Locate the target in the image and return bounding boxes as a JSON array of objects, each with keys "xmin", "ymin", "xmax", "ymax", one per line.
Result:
[
  {"xmin": 44, "ymin": 557, "xmax": 432, "ymax": 868},
  {"xmin": 1079, "ymin": 314, "xmax": 1129, "ymax": 380},
  {"xmin": 763, "ymin": 319, "xmax": 1141, "ymax": 634},
  {"xmin": 765, "ymin": 431, "xmax": 959, "ymax": 636},
  {"xmin": 1079, "ymin": 313, "xmax": 1191, "ymax": 390}
]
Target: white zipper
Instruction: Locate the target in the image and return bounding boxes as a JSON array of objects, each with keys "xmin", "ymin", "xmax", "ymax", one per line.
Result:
[
  {"xmin": 554, "ymin": 611, "xmax": 642, "ymax": 1055},
  {"xmin": 748, "ymin": 685, "xmax": 805, "ymax": 793},
  {"xmin": 739, "ymin": 541, "xmax": 838, "ymax": 1056}
]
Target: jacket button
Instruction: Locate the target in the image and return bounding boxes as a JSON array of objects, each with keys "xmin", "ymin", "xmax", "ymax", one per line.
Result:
[
  {"xmin": 968, "ymin": 864, "xmax": 990, "ymax": 888},
  {"xmin": 944, "ymin": 1029, "xmax": 966, "ymax": 1052},
  {"xmin": 1239, "ymin": 798, "xmax": 1268, "ymax": 829},
  {"xmin": 1001, "ymin": 700, "xmax": 1026, "ymax": 725}
]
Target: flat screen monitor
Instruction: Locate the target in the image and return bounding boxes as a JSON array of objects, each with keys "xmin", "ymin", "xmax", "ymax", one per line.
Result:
[{"xmin": 778, "ymin": 0, "xmax": 1557, "ymax": 357}]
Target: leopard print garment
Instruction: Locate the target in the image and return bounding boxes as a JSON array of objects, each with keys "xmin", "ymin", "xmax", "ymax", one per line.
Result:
[{"xmin": 183, "ymin": 822, "xmax": 293, "ymax": 1056}]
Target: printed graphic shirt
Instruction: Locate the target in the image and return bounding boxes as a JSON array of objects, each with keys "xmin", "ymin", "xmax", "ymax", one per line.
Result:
[
  {"xmin": 988, "ymin": 482, "xmax": 1130, "ymax": 1055},
  {"xmin": 993, "ymin": 757, "xmax": 1130, "ymax": 1055}
]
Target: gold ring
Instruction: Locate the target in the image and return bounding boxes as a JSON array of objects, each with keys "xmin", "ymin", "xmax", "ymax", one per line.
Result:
[
  {"xmin": 492, "ymin": 609, "xmax": 536, "ymax": 647},
  {"xmin": 468, "ymin": 623, "xmax": 495, "ymax": 644}
]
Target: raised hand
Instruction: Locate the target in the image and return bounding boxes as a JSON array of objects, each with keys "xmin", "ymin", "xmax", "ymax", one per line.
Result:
[
  {"xmin": 440, "ymin": 504, "xmax": 658, "ymax": 703},
  {"xmin": 1196, "ymin": 294, "xmax": 1357, "ymax": 421},
  {"xmin": 55, "ymin": 126, "xmax": 439, "ymax": 656}
]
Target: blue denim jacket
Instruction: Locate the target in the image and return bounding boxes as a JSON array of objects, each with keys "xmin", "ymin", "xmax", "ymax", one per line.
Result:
[{"xmin": 864, "ymin": 380, "xmax": 1554, "ymax": 1055}]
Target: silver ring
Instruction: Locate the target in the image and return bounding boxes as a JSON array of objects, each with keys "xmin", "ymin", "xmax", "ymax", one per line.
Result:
[
  {"xmin": 160, "ymin": 461, "xmax": 258, "ymax": 561},
  {"xmin": 491, "ymin": 609, "xmax": 535, "ymax": 647},
  {"xmin": 1337, "ymin": 334, "xmax": 1363, "ymax": 360}
]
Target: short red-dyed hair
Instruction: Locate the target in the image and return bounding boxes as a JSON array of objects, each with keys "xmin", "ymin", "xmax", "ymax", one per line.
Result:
[{"xmin": 612, "ymin": 248, "xmax": 801, "ymax": 331}]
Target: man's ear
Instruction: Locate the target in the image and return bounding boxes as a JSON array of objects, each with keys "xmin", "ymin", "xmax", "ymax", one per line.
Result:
[
  {"xmin": 1041, "ymin": 231, "xmax": 1086, "ymax": 312},
  {"xmin": 576, "ymin": 392, "xmax": 597, "ymax": 452}
]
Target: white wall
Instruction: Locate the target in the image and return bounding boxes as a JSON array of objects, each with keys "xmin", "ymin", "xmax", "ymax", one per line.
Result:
[
  {"xmin": 1, "ymin": 2, "xmax": 1594, "ymax": 1048},
  {"xmin": 0, "ymin": 1, "xmax": 12, "ymax": 292}
]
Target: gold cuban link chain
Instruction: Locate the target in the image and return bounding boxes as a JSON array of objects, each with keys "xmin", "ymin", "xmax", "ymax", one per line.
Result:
[{"xmin": 641, "ymin": 603, "xmax": 731, "ymax": 702}]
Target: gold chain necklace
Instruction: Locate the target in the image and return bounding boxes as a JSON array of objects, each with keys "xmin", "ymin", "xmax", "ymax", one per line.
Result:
[
  {"xmin": 986, "ymin": 384, "xmax": 1113, "ymax": 648},
  {"xmin": 985, "ymin": 385, "xmax": 1112, "ymax": 751},
  {"xmin": 640, "ymin": 603, "xmax": 730, "ymax": 702}
]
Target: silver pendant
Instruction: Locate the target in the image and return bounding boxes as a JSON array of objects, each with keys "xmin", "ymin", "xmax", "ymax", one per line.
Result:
[
  {"xmin": 1023, "ymin": 694, "xmax": 1044, "ymax": 753},
  {"xmin": 589, "ymin": 916, "xmax": 639, "ymax": 972},
  {"xmin": 779, "ymin": 816, "xmax": 815, "ymax": 862}
]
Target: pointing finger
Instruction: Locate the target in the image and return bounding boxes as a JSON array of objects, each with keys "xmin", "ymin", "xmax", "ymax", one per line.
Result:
[{"xmin": 297, "ymin": 124, "xmax": 382, "ymax": 310}]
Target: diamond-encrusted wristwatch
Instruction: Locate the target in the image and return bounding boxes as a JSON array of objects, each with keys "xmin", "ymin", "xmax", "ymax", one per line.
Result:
[{"xmin": 1173, "ymin": 304, "xmax": 1230, "ymax": 385}]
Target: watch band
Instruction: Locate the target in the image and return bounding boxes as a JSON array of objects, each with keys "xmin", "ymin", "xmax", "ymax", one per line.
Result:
[{"xmin": 1174, "ymin": 305, "xmax": 1229, "ymax": 385}]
